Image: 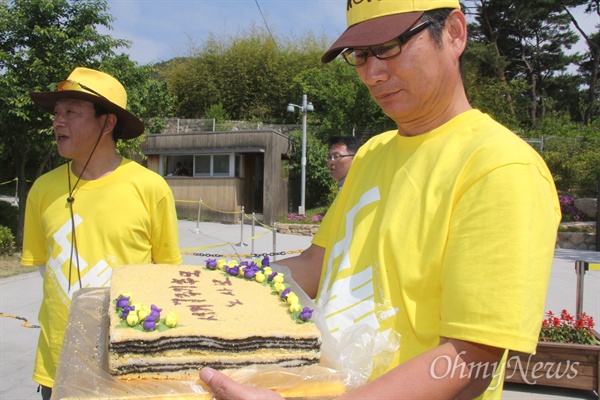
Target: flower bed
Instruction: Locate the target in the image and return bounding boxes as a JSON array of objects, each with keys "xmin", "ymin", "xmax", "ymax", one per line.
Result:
[{"xmin": 504, "ymin": 310, "xmax": 600, "ymax": 394}]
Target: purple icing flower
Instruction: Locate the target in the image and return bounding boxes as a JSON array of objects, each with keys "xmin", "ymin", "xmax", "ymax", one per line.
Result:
[
  {"xmin": 225, "ymin": 265, "xmax": 240, "ymax": 276},
  {"xmin": 239, "ymin": 261, "xmax": 249, "ymax": 268},
  {"xmin": 149, "ymin": 304, "xmax": 162, "ymax": 322},
  {"xmin": 243, "ymin": 267, "xmax": 257, "ymax": 279},
  {"xmin": 280, "ymin": 288, "xmax": 291, "ymax": 300},
  {"xmin": 116, "ymin": 295, "xmax": 130, "ymax": 309},
  {"xmin": 121, "ymin": 305, "xmax": 135, "ymax": 319},
  {"xmin": 143, "ymin": 317, "xmax": 157, "ymax": 331},
  {"xmin": 267, "ymin": 271, "xmax": 278, "ymax": 282},
  {"xmin": 205, "ymin": 259, "xmax": 217, "ymax": 270},
  {"xmin": 262, "ymin": 256, "xmax": 270, "ymax": 266},
  {"xmin": 299, "ymin": 307, "xmax": 313, "ymax": 321}
]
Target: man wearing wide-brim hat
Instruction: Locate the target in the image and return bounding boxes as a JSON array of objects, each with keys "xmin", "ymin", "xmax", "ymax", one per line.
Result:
[
  {"xmin": 22, "ymin": 67, "xmax": 182, "ymax": 400},
  {"xmin": 200, "ymin": 1, "xmax": 560, "ymax": 399}
]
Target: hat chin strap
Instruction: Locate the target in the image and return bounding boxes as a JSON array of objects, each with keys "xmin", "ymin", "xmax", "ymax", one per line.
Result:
[{"xmin": 66, "ymin": 114, "xmax": 109, "ymax": 292}]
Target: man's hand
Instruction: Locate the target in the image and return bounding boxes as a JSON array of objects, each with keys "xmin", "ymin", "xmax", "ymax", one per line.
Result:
[{"xmin": 200, "ymin": 368, "xmax": 284, "ymax": 400}]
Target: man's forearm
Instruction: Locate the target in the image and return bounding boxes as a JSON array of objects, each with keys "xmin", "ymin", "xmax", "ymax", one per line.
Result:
[{"xmin": 339, "ymin": 339, "xmax": 505, "ymax": 400}]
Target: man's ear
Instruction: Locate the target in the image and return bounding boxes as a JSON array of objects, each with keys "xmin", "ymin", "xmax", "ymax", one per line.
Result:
[
  {"xmin": 446, "ymin": 9, "xmax": 468, "ymax": 58},
  {"xmin": 102, "ymin": 113, "xmax": 118, "ymax": 138}
]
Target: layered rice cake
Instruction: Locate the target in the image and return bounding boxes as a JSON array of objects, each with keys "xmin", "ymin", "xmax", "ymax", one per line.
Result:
[{"xmin": 108, "ymin": 261, "xmax": 321, "ymax": 380}]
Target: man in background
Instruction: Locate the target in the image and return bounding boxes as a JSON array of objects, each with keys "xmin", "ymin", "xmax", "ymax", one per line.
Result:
[
  {"xmin": 22, "ymin": 67, "xmax": 182, "ymax": 399},
  {"xmin": 327, "ymin": 136, "xmax": 360, "ymax": 189}
]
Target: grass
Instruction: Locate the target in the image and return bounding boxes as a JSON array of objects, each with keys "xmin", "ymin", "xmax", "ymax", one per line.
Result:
[{"xmin": 0, "ymin": 252, "xmax": 33, "ymax": 279}]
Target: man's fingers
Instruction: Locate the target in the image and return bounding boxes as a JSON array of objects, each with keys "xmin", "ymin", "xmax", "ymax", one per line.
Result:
[{"xmin": 199, "ymin": 367, "xmax": 283, "ymax": 400}]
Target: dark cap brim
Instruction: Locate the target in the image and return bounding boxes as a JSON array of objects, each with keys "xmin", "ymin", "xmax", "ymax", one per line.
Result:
[
  {"xmin": 322, "ymin": 11, "xmax": 424, "ymax": 63},
  {"xmin": 29, "ymin": 90, "xmax": 144, "ymax": 140}
]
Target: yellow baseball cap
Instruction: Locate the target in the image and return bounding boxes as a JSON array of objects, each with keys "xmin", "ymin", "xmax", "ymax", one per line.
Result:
[
  {"xmin": 30, "ymin": 67, "xmax": 144, "ymax": 140},
  {"xmin": 322, "ymin": 0, "xmax": 461, "ymax": 63}
]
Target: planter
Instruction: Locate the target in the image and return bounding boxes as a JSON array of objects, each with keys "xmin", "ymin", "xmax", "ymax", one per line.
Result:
[{"xmin": 504, "ymin": 330, "xmax": 600, "ymax": 396}]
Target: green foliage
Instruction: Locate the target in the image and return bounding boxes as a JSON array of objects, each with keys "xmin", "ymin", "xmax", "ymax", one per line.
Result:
[
  {"xmin": 0, "ymin": 201, "xmax": 19, "ymax": 237},
  {"xmin": 162, "ymin": 27, "xmax": 329, "ymax": 122},
  {"xmin": 205, "ymin": 104, "xmax": 230, "ymax": 123},
  {"xmin": 533, "ymin": 113, "xmax": 600, "ymax": 195},
  {"xmin": 0, "ymin": 226, "xmax": 15, "ymax": 256},
  {"xmin": 286, "ymin": 130, "xmax": 334, "ymax": 209}
]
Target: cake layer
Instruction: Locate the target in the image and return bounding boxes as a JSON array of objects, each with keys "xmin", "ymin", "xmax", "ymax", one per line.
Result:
[
  {"xmin": 110, "ymin": 335, "xmax": 320, "ymax": 354},
  {"xmin": 110, "ymin": 352, "xmax": 320, "ymax": 379}
]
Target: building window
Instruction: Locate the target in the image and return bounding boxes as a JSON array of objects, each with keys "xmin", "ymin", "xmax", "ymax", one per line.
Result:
[{"xmin": 163, "ymin": 154, "xmax": 242, "ymax": 178}]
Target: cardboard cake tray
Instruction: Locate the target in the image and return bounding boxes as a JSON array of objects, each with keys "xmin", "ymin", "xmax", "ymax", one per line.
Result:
[{"xmin": 51, "ymin": 265, "xmax": 346, "ymax": 400}]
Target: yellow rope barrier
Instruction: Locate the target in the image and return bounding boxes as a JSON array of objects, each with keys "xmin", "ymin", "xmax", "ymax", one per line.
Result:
[
  {"xmin": 0, "ymin": 312, "xmax": 40, "ymax": 328},
  {"xmin": 589, "ymin": 263, "xmax": 600, "ymax": 271},
  {"xmin": 0, "ymin": 178, "xmax": 17, "ymax": 186},
  {"xmin": 200, "ymin": 199, "xmax": 242, "ymax": 215}
]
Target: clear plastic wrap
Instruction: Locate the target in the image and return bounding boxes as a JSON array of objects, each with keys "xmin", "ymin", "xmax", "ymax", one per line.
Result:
[{"xmin": 52, "ymin": 265, "xmax": 400, "ymax": 399}]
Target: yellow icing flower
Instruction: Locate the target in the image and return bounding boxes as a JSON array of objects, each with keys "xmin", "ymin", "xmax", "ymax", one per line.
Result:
[
  {"xmin": 126, "ymin": 313, "xmax": 139, "ymax": 327},
  {"xmin": 137, "ymin": 305, "xmax": 151, "ymax": 321},
  {"xmin": 286, "ymin": 292, "xmax": 299, "ymax": 305},
  {"xmin": 254, "ymin": 259, "xmax": 263, "ymax": 268},
  {"xmin": 263, "ymin": 267, "xmax": 272, "ymax": 276},
  {"xmin": 255, "ymin": 272, "xmax": 265, "ymax": 283},
  {"xmin": 164, "ymin": 311, "xmax": 180, "ymax": 328},
  {"xmin": 229, "ymin": 259, "xmax": 239, "ymax": 267},
  {"xmin": 289, "ymin": 303, "xmax": 302, "ymax": 313},
  {"xmin": 274, "ymin": 282, "xmax": 286, "ymax": 293},
  {"xmin": 217, "ymin": 259, "xmax": 227, "ymax": 270},
  {"xmin": 273, "ymin": 273, "xmax": 285, "ymax": 284}
]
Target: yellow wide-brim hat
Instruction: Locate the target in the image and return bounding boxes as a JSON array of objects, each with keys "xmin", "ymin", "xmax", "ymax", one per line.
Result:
[
  {"xmin": 322, "ymin": 0, "xmax": 461, "ymax": 63},
  {"xmin": 30, "ymin": 67, "xmax": 144, "ymax": 140}
]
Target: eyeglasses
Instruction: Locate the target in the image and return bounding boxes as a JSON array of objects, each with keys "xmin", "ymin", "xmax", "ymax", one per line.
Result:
[
  {"xmin": 341, "ymin": 21, "xmax": 432, "ymax": 66},
  {"xmin": 326, "ymin": 154, "xmax": 354, "ymax": 162},
  {"xmin": 51, "ymin": 79, "xmax": 107, "ymax": 100}
]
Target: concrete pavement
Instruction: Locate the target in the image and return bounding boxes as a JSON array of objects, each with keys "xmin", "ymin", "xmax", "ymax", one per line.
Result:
[{"xmin": 1, "ymin": 220, "xmax": 598, "ymax": 399}]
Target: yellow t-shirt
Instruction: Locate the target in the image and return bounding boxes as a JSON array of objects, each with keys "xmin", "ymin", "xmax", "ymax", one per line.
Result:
[
  {"xmin": 313, "ymin": 110, "xmax": 561, "ymax": 398},
  {"xmin": 22, "ymin": 158, "xmax": 182, "ymax": 387}
]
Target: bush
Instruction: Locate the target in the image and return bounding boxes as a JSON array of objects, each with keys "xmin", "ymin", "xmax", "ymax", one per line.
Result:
[
  {"xmin": 559, "ymin": 195, "xmax": 588, "ymax": 222},
  {"xmin": 0, "ymin": 225, "xmax": 15, "ymax": 255},
  {"xmin": 0, "ymin": 200, "xmax": 18, "ymax": 237}
]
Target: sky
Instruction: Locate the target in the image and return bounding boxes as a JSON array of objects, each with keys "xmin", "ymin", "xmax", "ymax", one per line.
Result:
[
  {"xmin": 99, "ymin": 1, "xmax": 598, "ymax": 66},
  {"xmin": 99, "ymin": 0, "xmax": 347, "ymax": 65}
]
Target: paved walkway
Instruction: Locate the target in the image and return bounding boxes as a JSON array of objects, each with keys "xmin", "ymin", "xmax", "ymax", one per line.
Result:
[{"xmin": 1, "ymin": 220, "xmax": 598, "ymax": 399}]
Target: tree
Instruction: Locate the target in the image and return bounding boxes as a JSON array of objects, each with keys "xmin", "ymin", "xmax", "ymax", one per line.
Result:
[
  {"xmin": 0, "ymin": 0, "xmax": 174, "ymax": 246},
  {"xmin": 162, "ymin": 26, "xmax": 330, "ymax": 122},
  {"xmin": 467, "ymin": 0, "xmax": 581, "ymax": 128}
]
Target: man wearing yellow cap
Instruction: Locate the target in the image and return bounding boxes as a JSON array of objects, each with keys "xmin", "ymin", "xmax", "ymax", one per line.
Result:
[
  {"xmin": 201, "ymin": 1, "xmax": 561, "ymax": 399},
  {"xmin": 22, "ymin": 67, "xmax": 183, "ymax": 399}
]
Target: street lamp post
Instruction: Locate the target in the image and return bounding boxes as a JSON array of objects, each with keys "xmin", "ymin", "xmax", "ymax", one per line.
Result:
[{"xmin": 287, "ymin": 94, "xmax": 314, "ymax": 215}]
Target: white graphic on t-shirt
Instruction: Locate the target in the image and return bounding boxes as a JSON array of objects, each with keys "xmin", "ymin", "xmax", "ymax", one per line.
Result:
[
  {"xmin": 47, "ymin": 214, "xmax": 112, "ymax": 300},
  {"xmin": 317, "ymin": 187, "xmax": 381, "ymax": 339}
]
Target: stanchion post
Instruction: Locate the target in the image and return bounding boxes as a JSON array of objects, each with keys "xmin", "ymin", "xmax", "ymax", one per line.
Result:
[
  {"xmin": 236, "ymin": 207, "xmax": 248, "ymax": 247},
  {"xmin": 574, "ymin": 260, "xmax": 588, "ymax": 318},
  {"xmin": 251, "ymin": 212, "xmax": 256, "ymax": 254},
  {"xmin": 194, "ymin": 198, "xmax": 202, "ymax": 234},
  {"xmin": 272, "ymin": 222, "xmax": 278, "ymax": 261}
]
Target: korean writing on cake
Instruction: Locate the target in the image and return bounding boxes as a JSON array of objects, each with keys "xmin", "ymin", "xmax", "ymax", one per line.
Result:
[{"xmin": 170, "ymin": 269, "xmax": 217, "ymax": 321}]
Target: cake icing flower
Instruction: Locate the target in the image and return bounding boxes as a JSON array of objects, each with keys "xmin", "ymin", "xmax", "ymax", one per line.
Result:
[
  {"xmin": 116, "ymin": 295, "xmax": 131, "ymax": 309},
  {"xmin": 205, "ymin": 259, "xmax": 217, "ymax": 270},
  {"xmin": 255, "ymin": 272, "xmax": 265, "ymax": 283},
  {"xmin": 299, "ymin": 307, "xmax": 314, "ymax": 322},
  {"xmin": 137, "ymin": 305, "xmax": 151, "ymax": 322},
  {"xmin": 165, "ymin": 311, "xmax": 180, "ymax": 328},
  {"xmin": 262, "ymin": 255, "xmax": 270, "ymax": 266},
  {"xmin": 143, "ymin": 317, "xmax": 157, "ymax": 331},
  {"xmin": 149, "ymin": 305, "xmax": 162, "ymax": 322},
  {"xmin": 289, "ymin": 303, "xmax": 302, "ymax": 313},
  {"xmin": 286, "ymin": 292, "xmax": 300, "ymax": 306},
  {"xmin": 126, "ymin": 313, "xmax": 139, "ymax": 327}
]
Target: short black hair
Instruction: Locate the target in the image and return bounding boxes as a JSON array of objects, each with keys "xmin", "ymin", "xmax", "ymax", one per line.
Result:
[
  {"xmin": 328, "ymin": 136, "xmax": 361, "ymax": 154},
  {"xmin": 93, "ymin": 103, "xmax": 122, "ymax": 141}
]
